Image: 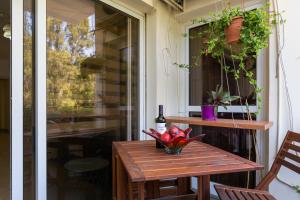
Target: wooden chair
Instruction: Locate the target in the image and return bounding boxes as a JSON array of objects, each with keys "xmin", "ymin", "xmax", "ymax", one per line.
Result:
[{"xmin": 215, "ymin": 130, "xmax": 300, "ymax": 200}]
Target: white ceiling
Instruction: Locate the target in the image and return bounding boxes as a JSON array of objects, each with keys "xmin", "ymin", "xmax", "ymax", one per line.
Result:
[{"xmin": 47, "ymin": 0, "xmax": 95, "ymax": 24}]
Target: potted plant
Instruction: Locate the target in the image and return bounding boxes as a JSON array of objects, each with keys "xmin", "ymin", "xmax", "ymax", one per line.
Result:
[
  {"xmin": 176, "ymin": 4, "xmax": 284, "ymax": 114},
  {"xmin": 225, "ymin": 15, "xmax": 244, "ymax": 43},
  {"xmin": 211, "ymin": 6, "xmax": 245, "ymax": 43},
  {"xmin": 202, "ymin": 85, "xmax": 239, "ymax": 120}
]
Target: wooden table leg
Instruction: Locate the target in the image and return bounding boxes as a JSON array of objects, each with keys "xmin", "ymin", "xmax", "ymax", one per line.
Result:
[
  {"xmin": 153, "ymin": 181, "xmax": 160, "ymax": 198},
  {"xmin": 137, "ymin": 182, "xmax": 145, "ymax": 200},
  {"xmin": 128, "ymin": 178, "xmax": 133, "ymax": 200},
  {"xmin": 177, "ymin": 177, "xmax": 191, "ymax": 195},
  {"xmin": 112, "ymin": 147, "xmax": 116, "ymax": 200},
  {"xmin": 197, "ymin": 175, "xmax": 210, "ymax": 200},
  {"xmin": 116, "ymin": 154, "xmax": 127, "ymax": 200},
  {"xmin": 146, "ymin": 180, "xmax": 160, "ymax": 199}
]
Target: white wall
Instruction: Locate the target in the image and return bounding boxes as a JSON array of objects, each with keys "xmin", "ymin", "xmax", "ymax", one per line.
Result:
[
  {"xmin": 268, "ymin": 1, "xmax": 300, "ymax": 200},
  {"xmin": 145, "ymin": 0, "xmax": 185, "ymax": 130},
  {"xmin": 118, "ymin": 0, "xmax": 154, "ymax": 13}
]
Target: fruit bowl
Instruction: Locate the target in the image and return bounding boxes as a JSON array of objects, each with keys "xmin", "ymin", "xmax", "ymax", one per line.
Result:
[{"xmin": 143, "ymin": 126, "xmax": 205, "ymax": 155}]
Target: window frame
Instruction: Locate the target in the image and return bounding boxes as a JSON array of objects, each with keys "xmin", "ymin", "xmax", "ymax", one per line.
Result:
[
  {"xmin": 185, "ymin": 22, "xmax": 259, "ymax": 115},
  {"xmin": 183, "ymin": 5, "xmax": 266, "ymax": 116}
]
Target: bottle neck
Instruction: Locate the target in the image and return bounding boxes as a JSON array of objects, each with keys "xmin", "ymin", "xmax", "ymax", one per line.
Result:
[{"xmin": 158, "ymin": 105, "xmax": 163, "ymax": 116}]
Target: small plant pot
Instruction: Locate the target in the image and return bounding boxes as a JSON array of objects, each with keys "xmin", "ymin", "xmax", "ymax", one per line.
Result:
[
  {"xmin": 201, "ymin": 105, "xmax": 218, "ymax": 121},
  {"xmin": 225, "ymin": 16, "xmax": 244, "ymax": 44}
]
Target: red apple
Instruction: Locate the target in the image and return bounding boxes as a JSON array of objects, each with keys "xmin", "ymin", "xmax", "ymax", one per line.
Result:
[
  {"xmin": 161, "ymin": 131, "xmax": 171, "ymax": 143},
  {"xmin": 168, "ymin": 126, "xmax": 179, "ymax": 137}
]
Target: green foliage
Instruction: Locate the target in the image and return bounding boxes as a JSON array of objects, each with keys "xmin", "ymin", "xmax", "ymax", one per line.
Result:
[
  {"xmin": 177, "ymin": 4, "xmax": 284, "ymax": 114},
  {"xmin": 173, "ymin": 62, "xmax": 190, "ymax": 69},
  {"xmin": 293, "ymin": 185, "xmax": 300, "ymax": 194},
  {"xmin": 207, "ymin": 85, "xmax": 240, "ymax": 109},
  {"xmin": 46, "ymin": 17, "xmax": 96, "ymax": 114},
  {"xmin": 192, "ymin": 4, "xmax": 281, "ymax": 59}
]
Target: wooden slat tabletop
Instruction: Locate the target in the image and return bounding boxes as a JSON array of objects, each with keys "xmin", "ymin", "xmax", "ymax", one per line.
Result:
[{"xmin": 113, "ymin": 140, "xmax": 263, "ymax": 182}]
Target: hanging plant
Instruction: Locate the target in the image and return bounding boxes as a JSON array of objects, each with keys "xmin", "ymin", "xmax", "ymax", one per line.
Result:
[{"xmin": 175, "ymin": 3, "xmax": 284, "ymax": 114}]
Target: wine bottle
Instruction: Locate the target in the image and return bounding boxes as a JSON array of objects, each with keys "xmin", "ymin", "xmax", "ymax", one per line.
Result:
[{"xmin": 155, "ymin": 105, "xmax": 166, "ymax": 148}]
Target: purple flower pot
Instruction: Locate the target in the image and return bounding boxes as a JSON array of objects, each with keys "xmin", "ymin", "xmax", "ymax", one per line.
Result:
[{"xmin": 201, "ymin": 105, "xmax": 218, "ymax": 121}]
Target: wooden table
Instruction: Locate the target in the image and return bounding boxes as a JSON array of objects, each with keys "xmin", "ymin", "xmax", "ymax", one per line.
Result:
[{"xmin": 112, "ymin": 140, "xmax": 263, "ymax": 200}]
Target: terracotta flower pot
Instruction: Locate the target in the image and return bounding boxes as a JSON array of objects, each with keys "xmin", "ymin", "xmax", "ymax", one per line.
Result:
[{"xmin": 225, "ymin": 16, "xmax": 244, "ymax": 44}]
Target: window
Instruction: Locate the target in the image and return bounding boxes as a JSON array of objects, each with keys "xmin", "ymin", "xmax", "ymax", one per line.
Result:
[{"xmin": 189, "ymin": 25, "xmax": 257, "ymax": 107}]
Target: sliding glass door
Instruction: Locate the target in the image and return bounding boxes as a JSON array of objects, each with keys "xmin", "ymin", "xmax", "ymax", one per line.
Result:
[
  {"xmin": 7, "ymin": 1, "xmax": 143, "ymax": 199},
  {"xmin": 46, "ymin": 1, "xmax": 140, "ymax": 199},
  {"xmin": 5, "ymin": 0, "xmax": 33, "ymax": 199},
  {"xmin": 24, "ymin": 0, "xmax": 36, "ymax": 199}
]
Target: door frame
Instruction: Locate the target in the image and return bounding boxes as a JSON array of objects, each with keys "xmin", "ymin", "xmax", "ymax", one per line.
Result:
[
  {"xmin": 35, "ymin": 0, "xmax": 47, "ymax": 199},
  {"xmin": 11, "ymin": 0, "xmax": 24, "ymax": 199},
  {"xmin": 34, "ymin": 0, "xmax": 146, "ymax": 199}
]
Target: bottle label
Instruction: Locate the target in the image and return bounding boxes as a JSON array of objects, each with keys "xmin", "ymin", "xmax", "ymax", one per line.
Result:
[{"xmin": 156, "ymin": 123, "xmax": 166, "ymax": 134}]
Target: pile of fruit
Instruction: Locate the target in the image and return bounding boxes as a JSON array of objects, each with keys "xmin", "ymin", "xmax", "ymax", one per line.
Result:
[{"xmin": 143, "ymin": 125, "xmax": 204, "ymax": 154}]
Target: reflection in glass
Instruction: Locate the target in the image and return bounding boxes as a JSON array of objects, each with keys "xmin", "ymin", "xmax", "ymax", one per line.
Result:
[
  {"xmin": 46, "ymin": 1, "xmax": 139, "ymax": 199},
  {"xmin": 0, "ymin": 0, "xmax": 11, "ymax": 199},
  {"xmin": 24, "ymin": 0, "xmax": 35, "ymax": 199}
]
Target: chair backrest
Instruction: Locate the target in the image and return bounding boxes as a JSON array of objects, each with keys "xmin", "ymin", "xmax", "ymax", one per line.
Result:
[{"xmin": 256, "ymin": 131, "xmax": 300, "ymax": 190}]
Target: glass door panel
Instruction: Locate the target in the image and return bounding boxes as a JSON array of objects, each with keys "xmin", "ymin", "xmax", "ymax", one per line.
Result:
[
  {"xmin": 0, "ymin": 0, "xmax": 11, "ymax": 199},
  {"xmin": 46, "ymin": 1, "xmax": 139, "ymax": 199},
  {"xmin": 24, "ymin": 0, "xmax": 35, "ymax": 199}
]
